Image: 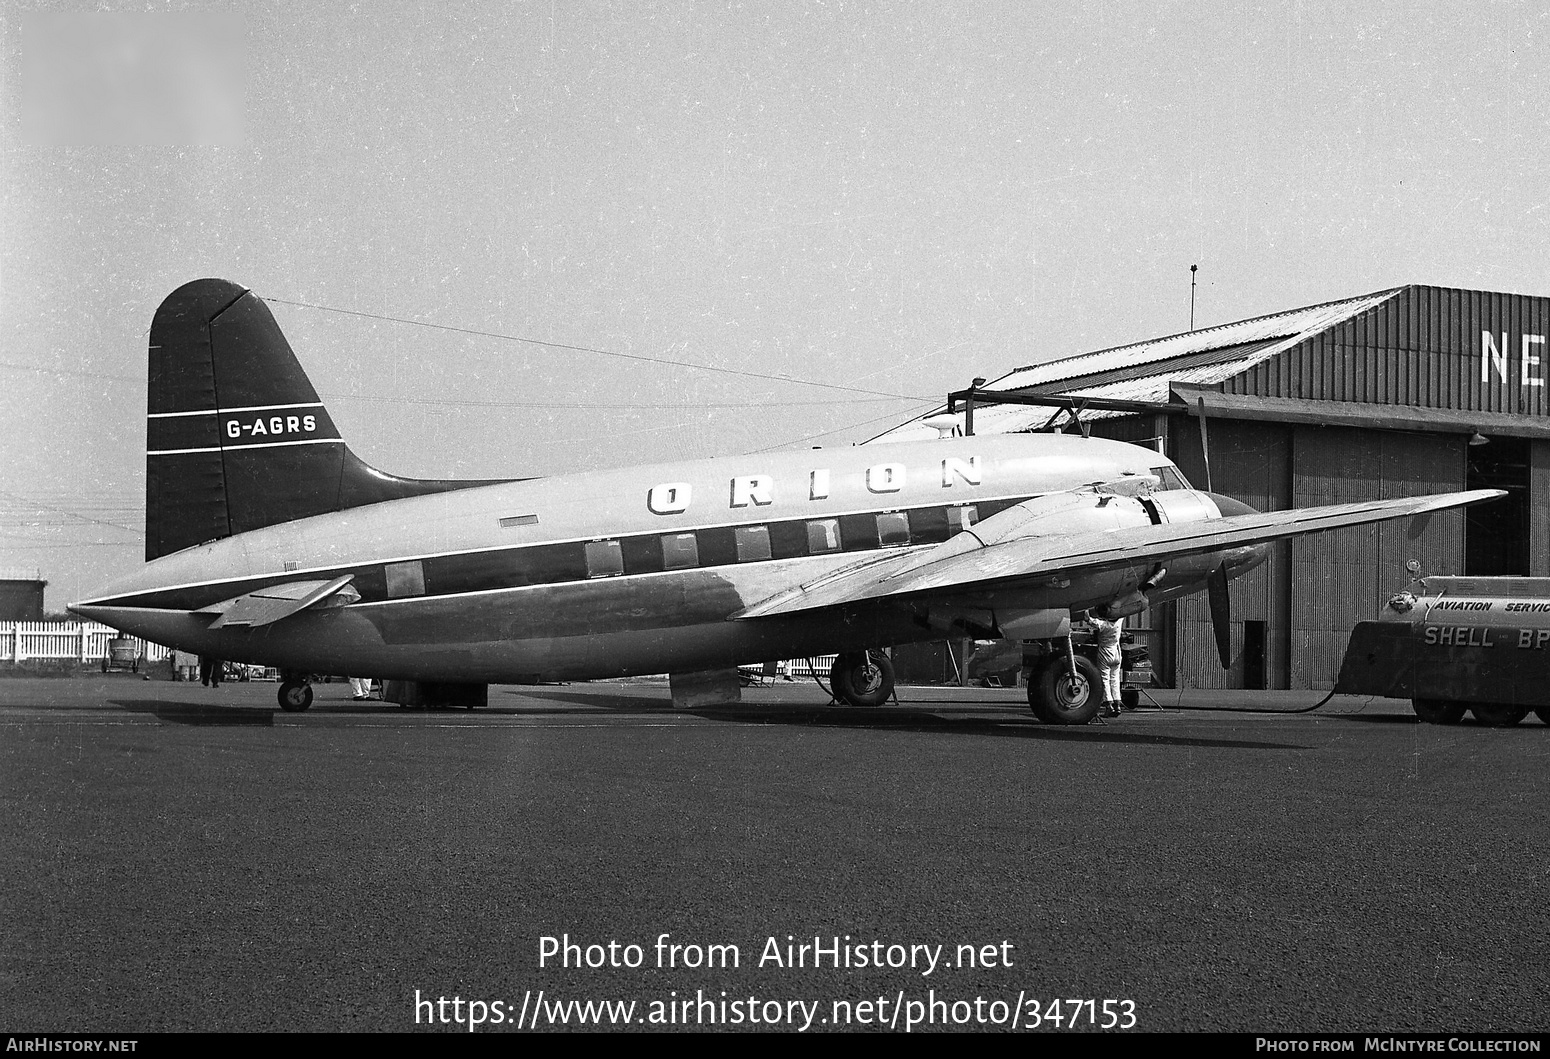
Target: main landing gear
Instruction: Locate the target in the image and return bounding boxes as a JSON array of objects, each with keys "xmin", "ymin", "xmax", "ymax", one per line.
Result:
[
  {"xmin": 829, "ymin": 651, "xmax": 895, "ymax": 708},
  {"xmin": 277, "ymin": 676, "xmax": 313, "ymax": 713},
  {"xmin": 1028, "ymin": 654, "xmax": 1102, "ymax": 726}
]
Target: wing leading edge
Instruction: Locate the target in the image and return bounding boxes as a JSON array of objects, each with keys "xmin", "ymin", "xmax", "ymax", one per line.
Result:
[{"xmin": 735, "ymin": 489, "xmax": 1505, "ymax": 619}]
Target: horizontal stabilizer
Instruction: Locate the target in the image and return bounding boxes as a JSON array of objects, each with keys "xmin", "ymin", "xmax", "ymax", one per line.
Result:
[
  {"xmin": 737, "ymin": 489, "xmax": 1504, "ymax": 619},
  {"xmin": 197, "ymin": 575, "xmax": 359, "ymax": 629}
]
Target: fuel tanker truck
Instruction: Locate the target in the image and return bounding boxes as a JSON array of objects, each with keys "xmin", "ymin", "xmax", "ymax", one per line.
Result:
[{"xmin": 1336, "ymin": 568, "xmax": 1550, "ymax": 727}]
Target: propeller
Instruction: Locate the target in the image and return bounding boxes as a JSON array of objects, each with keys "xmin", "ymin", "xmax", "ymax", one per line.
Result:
[
  {"xmin": 1206, "ymin": 561, "xmax": 1232, "ymax": 669},
  {"xmin": 1196, "ymin": 395, "xmax": 1232, "ymax": 668},
  {"xmin": 1196, "ymin": 396, "xmax": 1213, "ymax": 493}
]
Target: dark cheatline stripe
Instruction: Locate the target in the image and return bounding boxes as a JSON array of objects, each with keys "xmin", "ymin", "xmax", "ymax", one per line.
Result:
[{"xmin": 99, "ymin": 496, "xmax": 1034, "ymax": 612}]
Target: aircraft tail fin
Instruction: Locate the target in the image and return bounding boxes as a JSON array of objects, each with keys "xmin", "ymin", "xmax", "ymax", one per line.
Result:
[{"xmin": 145, "ymin": 278, "xmax": 500, "ymax": 560}]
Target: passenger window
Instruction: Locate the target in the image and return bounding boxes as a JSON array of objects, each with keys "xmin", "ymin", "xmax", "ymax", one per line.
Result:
[
  {"xmin": 807, "ymin": 519, "xmax": 842, "ymax": 553},
  {"xmin": 662, "ymin": 532, "xmax": 699, "ymax": 570},
  {"xmin": 584, "ymin": 539, "xmax": 624, "ymax": 578},
  {"xmin": 384, "ymin": 559, "xmax": 426, "ymax": 598},
  {"xmin": 735, "ymin": 525, "xmax": 772, "ymax": 562},
  {"xmin": 906, "ymin": 506, "xmax": 951, "ymax": 545},
  {"xmin": 876, "ymin": 512, "xmax": 911, "ymax": 546}
]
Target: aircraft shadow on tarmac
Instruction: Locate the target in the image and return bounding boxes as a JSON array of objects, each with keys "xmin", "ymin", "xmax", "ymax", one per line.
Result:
[
  {"xmin": 682, "ymin": 704, "xmax": 1303, "ymax": 750},
  {"xmin": 112, "ymin": 699, "xmax": 275, "ymax": 727},
  {"xmin": 496, "ymin": 689, "xmax": 1301, "ymax": 750},
  {"xmin": 135, "ymin": 687, "xmax": 1302, "ymax": 749}
]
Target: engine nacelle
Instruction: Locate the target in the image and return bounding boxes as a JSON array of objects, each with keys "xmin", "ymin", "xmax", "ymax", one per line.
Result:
[
  {"xmin": 1145, "ymin": 488, "xmax": 1222, "ymax": 525},
  {"xmin": 926, "ymin": 603, "xmax": 1073, "ymax": 640},
  {"xmin": 967, "ymin": 490, "xmax": 1154, "ymax": 547},
  {"xmin": 1093, "ymin": 589, "xmax": 1149, "ymax": 621},
  {"xmin": 912, "ymin": 485, "xmax": 1250, "ymax": 632}
]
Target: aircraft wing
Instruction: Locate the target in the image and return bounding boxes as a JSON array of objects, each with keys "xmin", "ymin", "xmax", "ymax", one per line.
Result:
[
  {"xmin": 195, "ymin": 575, "xmax": 360, "ymax": 629},
  {"xmin": 736, "ymin": 489, "xmax": 1503, "ymax": 619}
]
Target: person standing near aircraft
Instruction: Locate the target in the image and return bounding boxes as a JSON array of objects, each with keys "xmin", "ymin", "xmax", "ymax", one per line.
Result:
[
  {"xmin": 349, "ymin": 677, "xmax": 372, "ymax": 700},
  {"xmin": 198, "ymin": 654, "xmax": 222, "ymax": 688},
  {"xmin": 1089, "ymin": 613, "xmax": 1124, "ymax": 716}
]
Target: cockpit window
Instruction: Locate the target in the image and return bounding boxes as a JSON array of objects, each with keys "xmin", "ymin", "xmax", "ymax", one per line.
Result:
[{"xmin": 1150, "ymin": 465, "xmax": 1191, "ymax": 491}]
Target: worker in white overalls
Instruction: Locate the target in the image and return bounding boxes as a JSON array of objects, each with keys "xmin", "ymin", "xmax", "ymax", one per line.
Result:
[{"xmin": 1089, "ymin": 613, "xmax": 1124, "ymax": 717}]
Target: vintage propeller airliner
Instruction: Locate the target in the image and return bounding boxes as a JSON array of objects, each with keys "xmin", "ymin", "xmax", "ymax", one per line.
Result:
[{"xmin": 69, "ymin": 279, "xmax": 1502, "ymax": 722}]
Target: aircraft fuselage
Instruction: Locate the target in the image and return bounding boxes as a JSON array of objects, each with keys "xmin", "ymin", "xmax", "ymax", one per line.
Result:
[{"xmin": 73, "ymin": 433, "xmax": 1244, "ymax": 682}]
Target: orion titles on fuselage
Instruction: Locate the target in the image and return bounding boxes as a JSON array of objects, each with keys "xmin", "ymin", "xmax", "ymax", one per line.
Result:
[{"xmin": 647, "ymin": 454, "xmax": 987, "ymax": 514}]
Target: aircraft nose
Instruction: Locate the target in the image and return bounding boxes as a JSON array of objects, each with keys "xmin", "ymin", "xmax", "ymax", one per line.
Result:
[{"xmin": 1208, "ymin": 492, "xmax": 1258, "ymax": 518}]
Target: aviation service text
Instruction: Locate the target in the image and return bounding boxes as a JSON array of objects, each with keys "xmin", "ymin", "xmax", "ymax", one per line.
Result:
[{"xmin": 538, "ymin": 933, "xmax": 1014, "ymax": 977}]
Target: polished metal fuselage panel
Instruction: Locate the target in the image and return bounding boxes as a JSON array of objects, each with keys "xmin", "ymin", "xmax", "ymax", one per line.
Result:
[{"xmin": 75, "ymin": 433, "xmax": 1192, "ymax": 680}]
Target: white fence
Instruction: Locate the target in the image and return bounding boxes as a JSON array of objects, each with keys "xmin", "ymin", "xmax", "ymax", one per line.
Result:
[
  {"xmin": 0, "ymin": 622, "xmax": 170, "ymax": 665},
  {"xmin": 784, "ymin": 655, "xmax": 839, "ymax": 678}
]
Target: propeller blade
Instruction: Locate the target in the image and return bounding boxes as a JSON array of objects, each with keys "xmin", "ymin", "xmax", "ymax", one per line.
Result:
[
  {"xmin": 1196, "ymin": 396, "xmax": 1214, "ymax": 493},
  {"xmin": 1207, "ymin": 561, "xmax": 1232, "ymax": 669}
]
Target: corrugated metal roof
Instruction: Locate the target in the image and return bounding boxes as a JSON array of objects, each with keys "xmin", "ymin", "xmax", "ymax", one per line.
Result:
[
  {"xmin": 1013, "ymin": 336, "xmax": 1290, "ymax": 397},
  {"xmin": 872, "ymin": 287, "xmax": 1405, "ymax": 443},
  {"xmin": 992, "ymin": 287, "xmax": 1402, "ymax": 390}
]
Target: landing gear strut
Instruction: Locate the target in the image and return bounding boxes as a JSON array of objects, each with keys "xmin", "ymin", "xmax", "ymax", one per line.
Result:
[{"xmin": 829, "ymin": 651, "xmax": 895, "ymax": 708}]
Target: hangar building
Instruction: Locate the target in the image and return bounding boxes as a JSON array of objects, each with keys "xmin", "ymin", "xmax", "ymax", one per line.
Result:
[{"xmin": 878, "ymin": 285, "xmax": 1550, "ymax": 690}]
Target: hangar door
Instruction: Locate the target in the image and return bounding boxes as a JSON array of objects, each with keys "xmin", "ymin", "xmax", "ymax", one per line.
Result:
[{"xmin": 1288, "ymin": 427, "xmax": 1465, "ymax": 690}]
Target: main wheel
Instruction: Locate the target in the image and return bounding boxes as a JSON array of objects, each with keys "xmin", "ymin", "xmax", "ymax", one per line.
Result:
[
  {"xmin": 1412, "ymin": 698, "xmax": 1467, "ymax": 725},
  {"xmin": 277, "ymin": 681, "xmax": 313, "ymax": 713},
  {"xmin": 1029, "ymin": 655, "xmax": 1103, "ymax": 725},
  {"xmin": 830, "ymin": 651, "xmax": 894, "ymax": 708},
  {"xmin": 1471, "ymin": 701, "xmax": 1528, "ymax": 727}
]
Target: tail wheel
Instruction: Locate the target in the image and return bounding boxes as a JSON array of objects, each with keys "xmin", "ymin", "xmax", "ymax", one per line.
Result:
[
  {"xmin": 1471, "ymin": 702, "xmax": 1528, "ymax": 727},
  {"xmin": 1412, "ymin": 698, "xmax": 1467, "ymax": 725},
  {"xmin": 1029, "ymin": 655, "xmax": 1102, "ymax": 725},
  {"xmin": 830, "ymin": 651, "xmax": 894, "ymax": 708},
  {"xmin": 278, "ymin": 681, "xmax": 313, "ymax": 713}
]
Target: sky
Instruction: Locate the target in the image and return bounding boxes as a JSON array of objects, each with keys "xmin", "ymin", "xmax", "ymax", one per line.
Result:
[{"xmin": 3, "ymin": 0, "xmax": 1548, "ymax": 609}]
